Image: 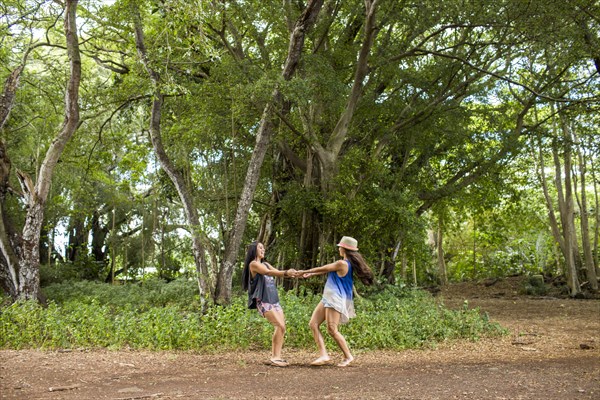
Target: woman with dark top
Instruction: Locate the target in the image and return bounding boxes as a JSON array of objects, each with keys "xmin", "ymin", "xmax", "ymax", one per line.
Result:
[
  {"xmin": 296, "ymin": 236, "xmax": 373, "ymax": 367},
  {"xmin": 242, "ymin": 241, "xmax": 296, "ymax": 367}
]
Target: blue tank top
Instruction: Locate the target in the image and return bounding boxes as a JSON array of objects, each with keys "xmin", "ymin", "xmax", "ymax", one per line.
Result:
[
  {"xmin": 322, "ymin": 260, "xmax": 355, "ymax": 323},
  {"xmin": 325, "ymin": 260, "xmax": 353, "ymax": 300}
]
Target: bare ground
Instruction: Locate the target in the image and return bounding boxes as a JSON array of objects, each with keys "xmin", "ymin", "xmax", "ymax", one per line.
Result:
[{"xmin": 1, "ymin": 277, "xmax": 599, "ymax": 400}]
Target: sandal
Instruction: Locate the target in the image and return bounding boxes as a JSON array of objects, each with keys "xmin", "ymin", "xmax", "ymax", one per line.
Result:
[
  {"xmin": 310, "ymin": 356, "xmax": 331, "ymax": 366},
  {"xmin": 269, "ymin": 358, "xmax": 289, "ymax": 367}
]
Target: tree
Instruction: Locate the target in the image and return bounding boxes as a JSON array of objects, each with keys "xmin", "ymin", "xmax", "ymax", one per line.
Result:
[
  {"xmin": 122, "ymin": 0, "xmax": 324, "ymax": 304},
  {"xmin": 1, "ymin": 0, "xmax": 597, "ymax": 301},
  {"xmin": 207, "ymin": 0, "xmax": 325, "ymax": 304},
  {"xmin": 131, "ymin": 1, "xmax": 213, "ymax": 305},
  {"xmin": 0, "ymin": 0, "xmax": 81, "ymax": 300}
]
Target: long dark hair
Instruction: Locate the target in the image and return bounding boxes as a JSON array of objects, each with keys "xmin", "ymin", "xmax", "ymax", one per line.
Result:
[
  {"xmin": 241, "ymin": 241, "xmax": 259, "ymax": 291},
  {"xmin": 345, "ymin": 249, "xmax": 374, "ymax": 285}
]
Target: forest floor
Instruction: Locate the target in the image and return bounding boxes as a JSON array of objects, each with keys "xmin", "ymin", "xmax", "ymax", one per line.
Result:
[{"xmin": 1, "ymin": 276, "xmax": 599, "ymax": 400}]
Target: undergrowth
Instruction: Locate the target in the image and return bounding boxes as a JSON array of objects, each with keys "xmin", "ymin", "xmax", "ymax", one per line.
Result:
[{"xmin": 0, "ymin": 279, "xmax": 506, "ymax": 351}]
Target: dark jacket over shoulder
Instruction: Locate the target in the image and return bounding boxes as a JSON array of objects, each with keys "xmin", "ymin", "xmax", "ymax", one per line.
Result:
[{"xmin": 247, "ymin": 268, "xmax": 280, "ymax": 309}]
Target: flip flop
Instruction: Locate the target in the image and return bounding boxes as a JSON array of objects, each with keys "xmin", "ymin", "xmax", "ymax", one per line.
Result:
[
  {"xmin": 336, "ymin": 358, "xmax": 353, "ymax": 367},
  {"xmin": 269, "ymin": 358, "xmax": 289, "ymax": 367},
  {"xmin": 310, "ymin": 356, "xmax": 331, "ymax": 366}
]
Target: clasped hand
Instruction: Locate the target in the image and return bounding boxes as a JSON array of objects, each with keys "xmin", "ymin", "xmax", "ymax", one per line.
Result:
[{"xmin": 285, "ymin": 269, "xmax": 315, "ymax": 279}]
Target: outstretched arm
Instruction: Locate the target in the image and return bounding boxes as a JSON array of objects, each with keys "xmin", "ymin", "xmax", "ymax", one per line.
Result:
[
  {"xmin": 250, "ymin": 261, "xmax": 296, "ymax": 278},
  {"xmin": 299, "ymin": 260, "xmax": 347, "ymax": 277}
]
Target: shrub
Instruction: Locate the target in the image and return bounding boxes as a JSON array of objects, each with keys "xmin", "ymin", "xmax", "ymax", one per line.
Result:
[
  {"xmin": 0, "ymin": 281, "xmax": 506, "ymax": 351},
  {"xmin": 42, "ymin": 277, "xmax": 201, "ymax": 311},
  {"xmin": 519, "ymin": 274, "xmax": 548, "ymax": 296}
]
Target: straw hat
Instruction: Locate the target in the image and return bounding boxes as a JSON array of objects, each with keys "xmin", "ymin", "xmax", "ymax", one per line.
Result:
[{"xmin": 337, "ymin": 236, "xmax": 358, "ymax": 251}]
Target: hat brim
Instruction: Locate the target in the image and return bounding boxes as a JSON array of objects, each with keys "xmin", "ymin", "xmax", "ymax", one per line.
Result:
[{"xmin": 337, "ymin": 243, "xmax": 358, "ymax": 251}]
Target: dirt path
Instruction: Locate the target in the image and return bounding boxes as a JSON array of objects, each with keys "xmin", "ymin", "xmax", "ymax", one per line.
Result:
[{"xmin": 1, "ymin": 282, "xmax": 599, "ymax": 399}]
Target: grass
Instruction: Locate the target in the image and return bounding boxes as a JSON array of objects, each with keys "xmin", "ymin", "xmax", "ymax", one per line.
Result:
[{"xmin": 0, "ymin": 279, "xmax": 506, "ymax": 350}]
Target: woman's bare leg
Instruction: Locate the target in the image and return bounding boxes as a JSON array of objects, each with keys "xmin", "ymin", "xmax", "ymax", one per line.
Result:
[
  {"xmin": 324, "ymin": 308, "xmax": 353, "ymax": 366},
  {"xmin": 264, "ymin": 309, "xmax": 286, "ymax": 361},
  {"xmin": 308, "ymin": 302, "xmax": 330, "ymax": 364}
]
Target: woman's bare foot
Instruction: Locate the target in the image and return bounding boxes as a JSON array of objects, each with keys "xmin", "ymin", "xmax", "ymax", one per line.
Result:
[
  {"xmin": 336, "ymin": 357, "xmax": 354, "ymax": 367},
  {"xmin": 310, "ymin": 355, "xmax": 331, "ymax": 366}
]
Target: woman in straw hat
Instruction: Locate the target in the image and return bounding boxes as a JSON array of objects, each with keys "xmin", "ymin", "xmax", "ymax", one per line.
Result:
[
  {"xmin": 296, "ymin": 236, "xmax": 373, "ymax": 367},
  {"xmin": 242, "ymin": 241, "xmax": 296, "ymax": 367}
]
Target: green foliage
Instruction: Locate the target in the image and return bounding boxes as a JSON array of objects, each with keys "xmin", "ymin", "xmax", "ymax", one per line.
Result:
[
  {"xmin": 42, "ymin": 278, "xmax": 201, "ymax": 312},
  {"xmin": 443, "ymin": 178, "xmax": 560, "ymax": 282},
  {"xmin": 519, "ymin": 275, "xmax": 548, "ymax": 296},
  {"xmin": 346, "ymin": 288, "xmax": 506, "ymax": 348},
  {"xmin": 0, "ymin": 281, "xmax": 505, "ymax": 351},
  {"xmin": 2, "ymin": 0, "xmax": 597, "ymax": 302}
]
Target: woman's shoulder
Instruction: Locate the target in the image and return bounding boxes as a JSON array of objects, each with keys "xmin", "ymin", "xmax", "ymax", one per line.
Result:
[
  {"xmin": 250, "ymin": 260, "xmax": 272, "ymax": 272},
  {"xmin": 249, "ymin": 260, "xmax": 262, "ymax": 270}
]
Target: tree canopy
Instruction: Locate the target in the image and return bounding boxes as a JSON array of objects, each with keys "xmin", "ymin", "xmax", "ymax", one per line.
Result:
[{"xmin": 1, "ymin": 0, "xmax": 598, "ymax": 302}]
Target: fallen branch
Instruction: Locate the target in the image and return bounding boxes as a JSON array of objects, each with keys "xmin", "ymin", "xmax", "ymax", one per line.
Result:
[
  {"xmin": 48, "ymin": 384, "xmax": 81, "ymax": 392},
  {"xmin": 114, "ymin": 393, "xmax": 164, "ymax": 400}
]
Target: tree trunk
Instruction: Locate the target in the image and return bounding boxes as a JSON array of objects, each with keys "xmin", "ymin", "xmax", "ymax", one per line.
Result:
[
  {"xmin": 412, "ymin": 259, "xmax": 417, "ymax": 286},
  {"xmin": 552, "ymin": 141, "xmax": 579, "ymax": 294},
  {"xmin": 0, "ymin": 202, "xmax": 19, "ymax": 298},
  {"xmin": 0, "ymin": 66, "xmax": 24, "ymax": 130},
  {"xmin": 535, "ymin": 112, "xmax": 582, "ymax": 297},
  {"xmin": 18, "ymin": 202, "xmax": 44, "ymax": 299},
  {"xmin": 0, "ymin": 32, "xmax": 25, "ymax": 300},
  {"xmin": 400, "ymin": 252, "xmax": 408, "ymax": 282},
  {"xmin": 0, "ymin": 145, "xmax": 17, "ymax": 295},
  {"xmin": 437, "ymin": 216, "xmax": 448, "ymax": 286},
  {"xmin": 132, "ymin": 4, "xmax": 212, "ymax": 304},
  {"xmin": 282, "ymin": 0, "xmax": 380, "ymax": 275},
  {"xmin": 472, "ymin": 216, "xmax": 477, "ymax": 279},
  {"xmin": 591, "ymin": 150, "xmax": 600, "ymax": 277},
  {"xmin": 572, "ymin": 127, "xmax": 597, "ymax": 291},
  {"xmin": 312, "ymin": 0, "xmax": 380, "ymax": 188},
  {"xmin": 536, "ymin": 135, "xmax": 566, "ymax": 258},
  {"xmin": 214, "ymin": 0, "xmax": 325, "ymax": 304},
  {"xmin": 0, "ymin": 0, "xmax": 82, "ymax": 301},
  {"xmin": 91, "ymin": 210, "xmax": 109, "ymax": 265},
  {"xmin": 298, "ymin": 147, "xmax": 324, "ymax": 273},
  {"xmin": 382, "ymin": 237, "xmax": 401, "ymax": 284},
  {"xmin": 554, "ymin": 114, "xmax": 580, "ymax": 296},
  {"xmin": 67, "ymin": 209, "xmax": 87, "ymax": 264}
]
